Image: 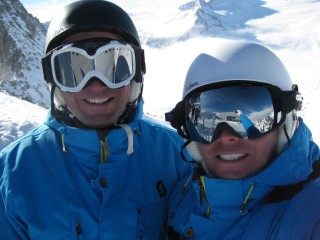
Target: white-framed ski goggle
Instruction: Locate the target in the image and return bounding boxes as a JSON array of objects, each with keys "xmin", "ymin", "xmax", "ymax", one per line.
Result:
[{"xmin": 42, "ymin": 40, "xmax": 143, "ymax": 92}]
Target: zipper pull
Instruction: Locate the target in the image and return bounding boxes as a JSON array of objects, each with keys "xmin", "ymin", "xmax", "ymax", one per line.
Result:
[
  {"xmin": 75, "ymin": 222, "xmax": 82, "ymax": 235},
  {"xmin": 100, "ymin": 138, "xmax": 110, "ymax": 163},
  {"xmin": 199, "ymin": 176, "xmax": 205, "ymax": 205},
  {"xmin": 240, "ymin": 184, "xmax": 255, "ymax": 213},
  {"xmin": 96, "ymin": 130, "xmax": 110, "ymax": 163},
  {"xmin": 61, "ymin": 133, "xmax": 67, "ymax": 152}
]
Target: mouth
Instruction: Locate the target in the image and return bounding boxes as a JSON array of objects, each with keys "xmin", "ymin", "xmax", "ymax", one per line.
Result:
[
  {"xmin": 85, "ymin": 97, "xmax": 112, "ymax": 104},
  {"xmin": 218, "ymin": 153, "xmax": 248, "ymax": 161}
]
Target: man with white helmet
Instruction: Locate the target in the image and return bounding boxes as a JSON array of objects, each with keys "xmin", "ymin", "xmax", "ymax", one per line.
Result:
[
  {"xmin": 0, "ymin": 1, "xmax": 191, "ymax": 239},
  {"xmin": 165, "ymin": 41, "xmax": 320, "ymax": 239}
]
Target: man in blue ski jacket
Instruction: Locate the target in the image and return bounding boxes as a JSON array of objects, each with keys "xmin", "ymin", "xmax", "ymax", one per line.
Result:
[
  {"xmin": 165, "ymin": 41, "xmax": 320, "ymax": 239},
  {"xmin": 0, "ymin": 1, "xmax": 191, "ymax": 239}
]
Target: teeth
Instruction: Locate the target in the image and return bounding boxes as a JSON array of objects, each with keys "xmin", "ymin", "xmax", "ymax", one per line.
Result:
[
  {"xmin": 86, "ymin": 98, "xmax": 110, "ymax": 104},
  {"xmin": 219, "ymin": 153, "xmax": 246, "ymax": 161}
]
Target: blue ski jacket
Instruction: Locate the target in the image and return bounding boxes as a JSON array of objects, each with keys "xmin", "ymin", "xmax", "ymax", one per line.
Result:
[
  {"xmin": 0, "ymin": 100, "xmax": 192, "ymax": 240},
  {"xmin": 167, "ymin": 118, "xmax": 320, "ymax": 239}
]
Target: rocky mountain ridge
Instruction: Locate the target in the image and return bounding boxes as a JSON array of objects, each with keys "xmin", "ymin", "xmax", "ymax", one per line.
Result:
[{"xmin": 0, "ymin": 0, "xmax": 49, "ymax": 108}]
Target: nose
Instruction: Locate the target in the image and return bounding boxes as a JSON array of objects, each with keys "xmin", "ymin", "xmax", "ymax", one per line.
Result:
[
  {"xmin": 84, "ymin": 77, "xmax": 108, "ymax": 89},
  {"xmin": 216, "ymin": 129, "xmax": 242, "ymax": 143}
]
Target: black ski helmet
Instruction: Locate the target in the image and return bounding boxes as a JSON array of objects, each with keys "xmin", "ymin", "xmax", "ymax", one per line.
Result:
[
  {"xmin": 45, "ymin": 0, "xmax": 141, "ymax": 53},
  {"xmin": 44, "ymin": 0, "xmax": 146, "ymax": 126}
]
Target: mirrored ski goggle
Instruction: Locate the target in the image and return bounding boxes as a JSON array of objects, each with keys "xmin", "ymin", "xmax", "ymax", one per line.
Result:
[
  {"xmin": 42, "ymin": 40, "xmax": 138, "ymax": 92},
  {"xmin": 171, "ymin": 83, "xmax": 301, "ymax": 144}
]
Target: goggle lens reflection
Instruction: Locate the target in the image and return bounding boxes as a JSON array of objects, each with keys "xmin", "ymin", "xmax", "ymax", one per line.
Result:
[
  {"xmin": 45, "ymin": 40, "xmax": 136, "ymax": 92},
  {"xmin": 184, "ymin": 85, "xmax": 283, "ymax": 143}
]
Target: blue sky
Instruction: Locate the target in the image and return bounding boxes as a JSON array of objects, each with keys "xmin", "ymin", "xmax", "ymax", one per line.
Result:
[
  {"xmin": 19, "ymin": 0, "xmax": 141, "ymax": 23},
  {"xmin": 20, "ymin": 0, "xmax": 73, "ymax": 22}
]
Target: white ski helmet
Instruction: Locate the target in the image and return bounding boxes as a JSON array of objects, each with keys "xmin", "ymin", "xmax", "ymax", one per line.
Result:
[
  {"xmin": 183, "ymin": 41, "xmax": 293, "ymax": 98},
  {"xmin": 182, "ymin": 41, "xmax": 302, "ymax": 166}
]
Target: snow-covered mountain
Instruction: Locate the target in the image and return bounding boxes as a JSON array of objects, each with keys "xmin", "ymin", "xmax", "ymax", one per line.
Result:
[
  {"xmin": 1, "ymin": 0, "xmax": 275, "ymax": 107},
  {"xmin": 1, "ymin": 0, "xmax": 320, "ymax": 151},
  {"xmin": 0, "ymin": 0, "xmax": 49, "ymax": 108},
  {"xmin": 143, "ymin": 0, "xmax": 277, "ymax": 47},
  {"xmin": 0, "ymin": 0, "xmax": 269, "ymax": 105}
]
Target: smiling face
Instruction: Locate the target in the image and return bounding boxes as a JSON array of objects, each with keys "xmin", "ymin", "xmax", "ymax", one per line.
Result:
[
  {"xmin": 61, "ymin": 80, "xmax": 131, "ymax": 128},
  {"xmin": 59, "ymin": 32, "xmax": 132, "ymax": 128},
  {"xmin": 197, "ymin": 129, "xmax": 278, "ymax": 179}
]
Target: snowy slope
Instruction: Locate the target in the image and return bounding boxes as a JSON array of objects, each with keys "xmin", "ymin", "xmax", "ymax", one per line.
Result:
[{"xmin": 0, "ymin": 92, "xmax": 47, "ymax": 150}]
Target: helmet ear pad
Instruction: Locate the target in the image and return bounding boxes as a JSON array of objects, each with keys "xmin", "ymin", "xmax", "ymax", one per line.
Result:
[
  {"xmin": 186, "ymin": 141, "xmax": 202, "ymax": 161},
  {"xmin": 186, "ymin": 141, "xmax": 214, "ymax": 177},
  {"xmin": 277, "ymin": 110, "xmax": 298, "ymax": 153},
  {"xmin": 48, "ymin": 84, "xmax": 66, "ymax": 109},
  {"xmin": 129, "ymin": 80, "xmax": 143, "ymax": 103}
]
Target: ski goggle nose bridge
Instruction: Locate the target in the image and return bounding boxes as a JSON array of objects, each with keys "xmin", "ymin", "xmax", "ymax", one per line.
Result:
[
  {"xmin": 42, "ymin": 41, "xmax": 140, "ymax": 92},
  {"xmin": 166, "ymin": 84, "xmax": 302, "ymax": 144}
]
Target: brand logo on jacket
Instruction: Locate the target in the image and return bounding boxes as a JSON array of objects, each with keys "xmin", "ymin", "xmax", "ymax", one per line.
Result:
[{"xmin": 156, "ymin": 180, "xmax": 167, "ymax": 198}]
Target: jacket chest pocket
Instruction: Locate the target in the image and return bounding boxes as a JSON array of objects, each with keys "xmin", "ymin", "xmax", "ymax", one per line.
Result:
[
  {"xmin": 137, "ymin": 202, "xmax": 168, "ymax": 240},
  {"xmin": 69, "ymin": 202, "xmax": 168, "ymax": 240}
]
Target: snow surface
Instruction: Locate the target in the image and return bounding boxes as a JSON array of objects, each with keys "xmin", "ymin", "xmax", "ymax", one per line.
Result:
[
  {"xmin": 0, "ymin": 92, "xmax": 47, "ymax": 150},
  {"xmin": 1, "ymin": 0, "xmax": 320, "ymax": 151}
]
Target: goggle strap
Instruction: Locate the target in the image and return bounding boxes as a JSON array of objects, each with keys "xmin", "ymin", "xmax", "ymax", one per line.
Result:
[
  {"xmin": 135, "ymin": 48, "xmax": 142, "ymax": 82},
  {"xmin": 42, "ymin": 55, "xmax": 55, "ymax": 85},
  {"xmin": 133, "ymin": 48, "xmax": 145, "ymax": 83},
  {"xmin": 281, "ymin": 90, "xmax": 303, "ymax": 114},
  {"xmin": 165, "ymin": 101, "xmax": 189, "ymax": 138},
  {"xmin": 140, "ymin": 49, "xmax": 146, "ymax": 74}
]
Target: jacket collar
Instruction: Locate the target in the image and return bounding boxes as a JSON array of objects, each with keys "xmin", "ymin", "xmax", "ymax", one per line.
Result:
[{"xmin": 44, "ymin": 100, "xmax": 144, "ymax": 156}]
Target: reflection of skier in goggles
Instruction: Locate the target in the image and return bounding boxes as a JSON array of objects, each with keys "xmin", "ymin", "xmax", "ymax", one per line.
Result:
[
  {"xmin": 238, "ymin": 113, "xmax": 261, "ymax": 138},
  {"xmin": 165, "ymin": 41, "xmax": 320, "ymax": 239}
]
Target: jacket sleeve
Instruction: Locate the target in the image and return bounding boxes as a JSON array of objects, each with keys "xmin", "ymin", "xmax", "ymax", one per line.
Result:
[
  {"xmin": 0, "ymin": 196, "xmax": 23, "ymax": 239},
  {"xmin": 0, "ymin": 153, "xmax": 28, "ymax": 240}
]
